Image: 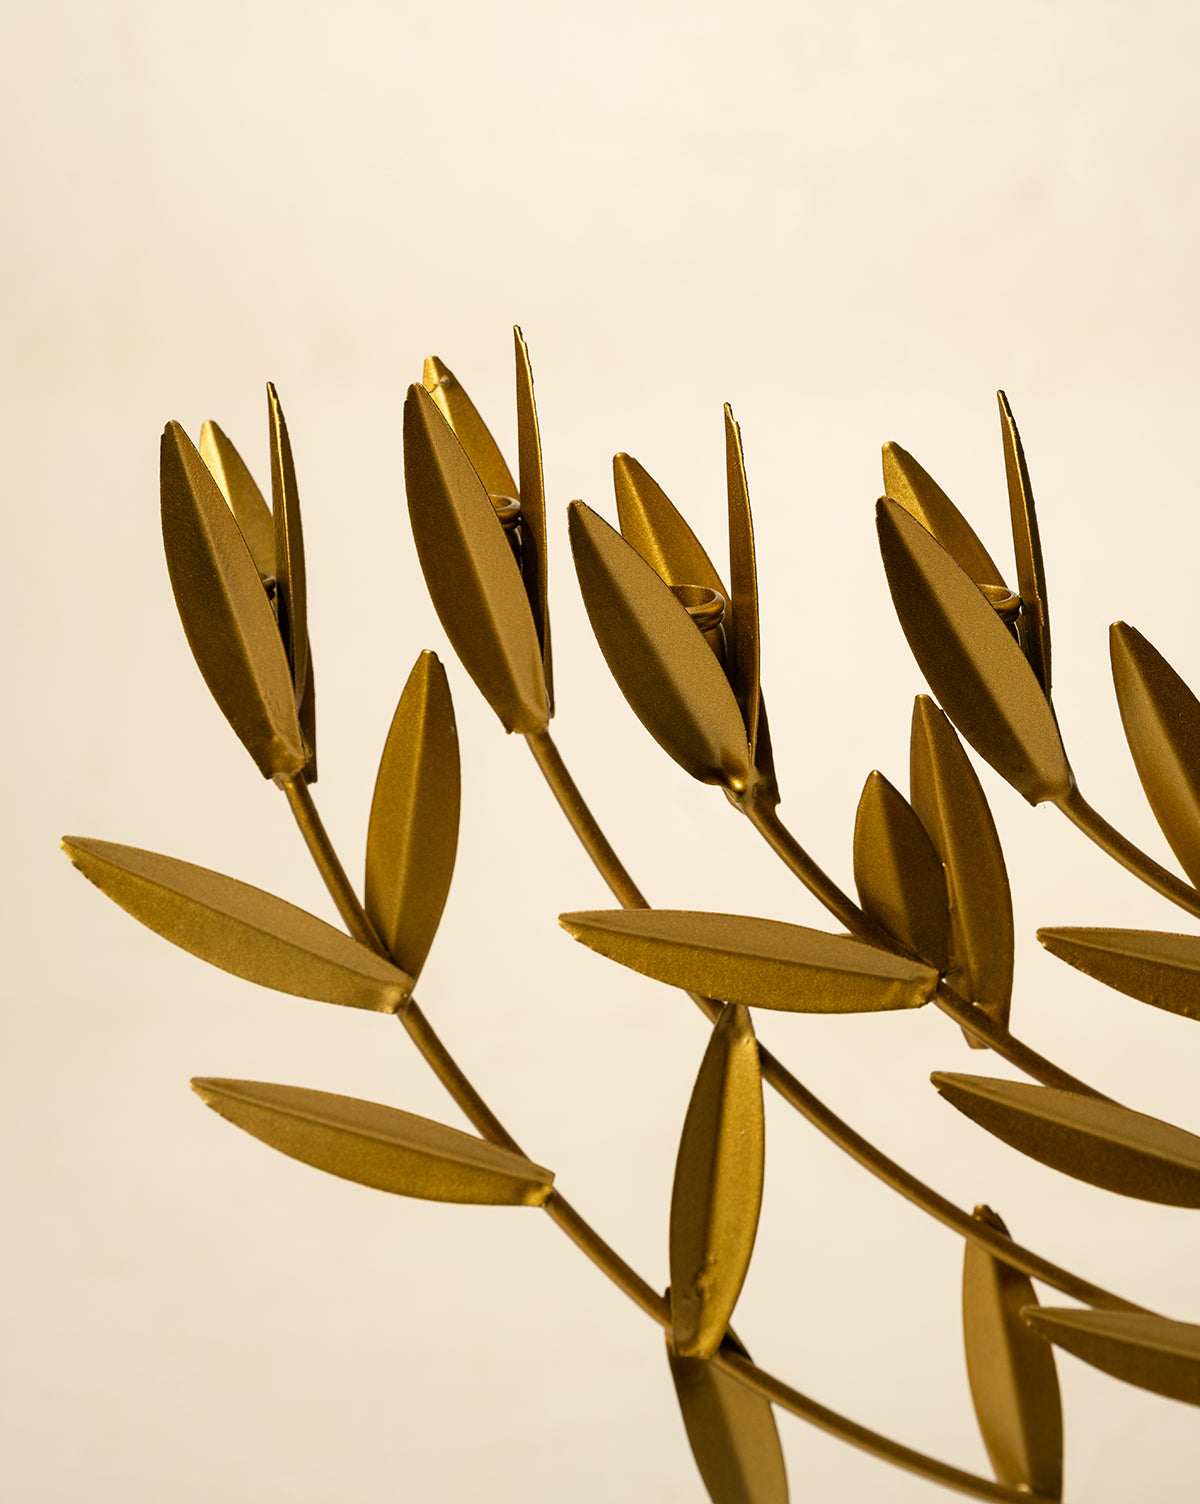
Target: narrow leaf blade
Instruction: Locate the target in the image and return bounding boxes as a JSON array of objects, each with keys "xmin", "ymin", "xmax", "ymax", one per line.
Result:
[
  {"xmin": 1038, "ymin": 926, "xmax": 1200, "ymax": 1022},
  {"xmin": 613, "ymin": 453, "xmax": 728, "ymax": 596},
  {"xmin": 365, "ymin": 652, "xmax": 460, "ymax": 980},
  {"xmin": 560, "ymin": 909, "xmax": 939, "ymax": 1014},
  {"xmin": 198, "ymin": 420, "xmax": 276, "ymax": 579},
  {"xmin": 724, "ymin": 405, "xmax": 760, "ymax": 761},
  {"xmin": 268, "ymin": 383, "xmax": 309, "ymax": 708},
  {"xmin": 1022, "ymin": 1307, "xmax": 1200, "ymax": 1407},
  {"xmin": 192, "ymin": 1079, "xmax": 553, "ymax": 1206},
  {"xmin": 853, "ymin": 769, "xmax": 950, "ymax": 970},
  {"xmin": 62, "ymin": 836, "xmax": 411, "ymax": 1012},
  {"xmin": 422, "ymin": 355, "xmax": 519, "ymax": 502},
  {"xmin": 932, "ymin": 1073, "xmax": 1200, "ymax": 1206},
  {"xmin": 881, "ymin": 442, "xmax": 1007, "ymax": 591},
  {"xmin": 998, "ymin": 393, "xmax": 1051, "ymax": 698},
  {"xmin": 670, "ymin": 1005, "xmax": 764, "ymax": 1359},
  {"xmin": 514, "ymin": 326, "xmax": 553, "ymax": 710}
]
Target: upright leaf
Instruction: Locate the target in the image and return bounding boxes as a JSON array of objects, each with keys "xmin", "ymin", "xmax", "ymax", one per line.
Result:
[
  {"xmin": 514, "ymin": 326, "xmax": 552, "ymax": 709},
  {"xmin": 1022, "ymin": 1308, "xmax": 1200, "ymax": 1407},
  {"xmin": 1110, "ymin": 622, "xmax": 1200, "ymax": 888},
  {"xmin": 298, "ymin": 645, "xmax": 317, "ymax": 783},
  {"xmin": 560, "ymin": 909, "xmax": 939, "ymax": 1014},
  {"xmin": 1038, "ymin": 926, "xmax": 1200, "ymax": 1023},
  {"xmin": 724, "ymin": 406, "xmax": 760, "ymax": 762},
  {"xmin": 160, "ymin": 421, "xmax": 307, "ymax": 780},
  {"xmin": 962, "ymin": 1204, "xmax": 1063, "ymax": 1497},
  {"xmin": 998, "ymin": 393, "xmax": 1051, "ymax": 698},
  {"xmin": 192, "ymin": 1080, "xmax": 553, "ymax": 1205},
  {"xmin": 877, "ymin": 499, "xmax": 1071, "ymax": 805},
  {"xmin": 932, "ymin": 1073, "xmax": 1200, "ymax": 1206},
  {"xmin": 365, "ymin": 652, "xmax": 460, "ymax": 980},
  {"xmin": 670, "ymin": 1004, "xmax": 764, "ymax": 1360},
  {"xmin": 422, "ymin": 354, "xmax": 518, "ymax": 502},
  {"xmin": 268, "ymin": 383, "xmax": 308, "ymax": 708},
  {"xmin": 199, "ymin": 420, "xmax": 276, "ymax": 579},
  {"xmin": 62, "ymin": 837, "xmax": 412, "ymax": 1011},
  {"xmin": 853, "ymin": 770, "xmax": 950, "ymax": 970},
  {"xmin": 405, "ymin": 383, "xmax": 548, "ymax": 734},
  {"xmin": 613, "ymin": 453, "xmax": 727, "ymax": 596},
  {"xmin": 881, "ymin": 442, "xmax": 1006, "ymax": 591}
]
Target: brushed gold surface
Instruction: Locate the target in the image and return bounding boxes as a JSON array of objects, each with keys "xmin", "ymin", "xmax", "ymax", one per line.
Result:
[
  {"xmin": 62, "ymin": 836, "xmax": 412, "ymax": 1011},
  {"xmin": 724, "ymin": 406, "xmax": 760, "ymax": 763},
  {"xmin": 853, "ymin": 769, "xmax": 950, "ymax": 970},
  {"xmin": 198, "ymin": 419, "xmax": 276, "ymax": 580},
  {"xmin": 1110, "ymin": 621, "xmax": 1200, "ymax": 888},
  {"xmin": 670, "ymin": 1004, "xmax": 764, "ymax": 1359},
  {"xmin": 422, "ymin": 354, "xmax": 519, "ymax": 502},
  {"xmin": 560, "ymin": 909, "xmax": 939, "ymax": 1013},
  {"xmin": 881, "ymin": 442, "xmax": 1007, "ymax": 592},
  {"xmin": 191, "ymin": 1079, "xmax": 553, "ymax": 1205},
  {"xmin": 998, "ymin": 393, "xmax": 1051, "ymax": 699},
  {"xmin": 963, "ymin": 1205, "xmax": 1063, "ymax": 1497},
  {"xmin": 1021, "ymin": 1307, "xmax": 1200, "ymax": 1407},
  {"xmin": 267, "ymin": 383, "xmax": 308, "ymax": 708},
  {"xmin": 159, "ymin": 421, "xmax": 308, "ymax": 779},
  {"xmin": 1038, "ymin": 926, "xmax": 1200, "ymax": 1022},
  {"xmin": 877, "ymin": 499, "xmax": 1071, "ymax": 805},
  {"xmin": 514, "ymin": 327, "xmax": 552, "ymax": 710},
  {"xmin": 933, "ymin": 1073, "xmax": 1200, "ymax": 1206},
  {"xmin": 365, "ymin": 651, "xmax": 460, "ymax": 980}
]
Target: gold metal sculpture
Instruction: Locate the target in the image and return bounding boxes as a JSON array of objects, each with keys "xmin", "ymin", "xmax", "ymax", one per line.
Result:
[{"xmin": 62, "ymin": 327, "xmax": 1200, "ymax": 1501}]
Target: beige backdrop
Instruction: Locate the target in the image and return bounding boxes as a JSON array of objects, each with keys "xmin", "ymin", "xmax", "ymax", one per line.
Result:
[{"xmin": 5, "ymin": 1, "xmax": 1200, "ymax": 1498}]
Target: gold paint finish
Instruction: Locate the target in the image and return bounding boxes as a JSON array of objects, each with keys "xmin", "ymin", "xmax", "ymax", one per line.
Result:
[
  {"xmin": 191, "ymin": 1079, "xmax": 554, "ymax": 1206},
  {"xmin": 422, "ymin": 353, "xmax": 519, "ymax": 502},
  {"xmin": 198, "ymin": 420, "xmax": 276, "ymax": 580},
  {"xmin": 881, "ymin": 441, "xmax": 1007, "ymax": 592},
  {"xmin": 514, "ymin": 327, "xmax": 553, "ymax": 710},
  {"xmin": 62, "ymin": 837, "xmax": 412, "ymax": 1011},
  {"xmin": 933, "ymin": 1073, "xmax": 1200, "ymax": 1206},
  {"xmin": 962, "ymin": 1205, "xmax": 1063, "ymax": 1498},
  {"xmin": 613, "ymin": 451, "xmax": 727, "ymax": 595},
  {"xmin": 998, "ymin": 393, "xmax": 1051, "ymax": 699},
  {"xmin": 1021, "ymin": 1308, "xmax": 1200, "ymax": 1407},
  {"xmin": 853, "ymin": 769, "xmax": 950, "ymax": 970},
  {"xmin": 365, "ymin": 651, "xmax": 460, "ymax": 980},
  {"xmin": 560, "ymin": 909, "xmax": 939, "ymax": 1013},
  {"xmin": 1038, "ymin": 925, "xmax": 1200, "ymax": 1022},
  {"xmin": 669, "ymin": 1004, "xmax": 764, "ymax": 1359},
  {"xmin": 724, "ymin": 406, "xmax": 761, "ymax": 763},
  {"xmin": 876, "ymin": 499, "xmax": 1071, "ymax": 805},
  {"xmin": 267, "ymin": 383, "xmax": 308, "ymax": 709}
]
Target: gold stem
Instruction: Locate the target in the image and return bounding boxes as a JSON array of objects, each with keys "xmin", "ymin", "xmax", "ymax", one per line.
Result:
[
  {"xmin": 1058, "ymin": 783, "xmax": 1200, "ymax": 922},
  {"xmin": 280, "ymin": 776, "xmax": 389, "ymax": 955}
]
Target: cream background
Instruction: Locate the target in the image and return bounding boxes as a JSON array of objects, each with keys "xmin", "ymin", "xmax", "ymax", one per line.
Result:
[{"xmin": 5, "ymin": 1, "xmax": 1200, "ymax": 1498}]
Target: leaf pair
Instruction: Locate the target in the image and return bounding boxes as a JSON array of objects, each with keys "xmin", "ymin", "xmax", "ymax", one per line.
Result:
[{"xmin": 405, "ymin": 330, "xmax": 551, "ymax": 734}]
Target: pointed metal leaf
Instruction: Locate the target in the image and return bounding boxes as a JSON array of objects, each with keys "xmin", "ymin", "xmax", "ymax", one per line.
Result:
[
  {"xmin": 668, "ymin": 1329, "xmax": 789, "ymax": 1504},
  {"xmin": 998, "ymin": 393, "xmax": 1051, "ymax": 698},
  {"xmin": 963, "ymin": 1204, "xmax": 1063, "ymax": 1497},
  {"xmin": 198, "ymin": 420, "xmax": 276, "ymax": 579},
  {"xmin": 568, "ymin": 502, "xmax": 752, "ymax": 788},
  {"xmin": 877, "ymin": 499, "xmax": 1070, "ymax": 805},
  {"xmin": 405, "ymin": 383, "xmax": 548, "ymax": 734},
  {"xmin": 1110, "ymin": 622, "xmax": 1200, "ymax": 888},
  {"xmin": 670, "ymin": 1004, "xmax": 764, "ymax": 1359},
  {"xmin": 724, "ymin": 406, "xmax": 760, "ymax": 761},
  {"xmin": 1021, "ymin": 1307, "xmax": 1200, "ymax": 1407},
  {"xmin": 268, "ymin": 383, "xmax": 308, "ymax": 707},
  {"xmin": 298, "ymin": 644, "xmax": 317, "ymax": 783},
  {"xmin": 422, "ymin": 354, "xmax": 518, "ymax": 502},
  {"xmin": 910, "ymin": 697, "xmax": 1014, "ymax": 1044},
  {"xmin": 192, "ymin": 1079, "xmax": 553, "ymax": 1206},
  {"xmin": 613, "ymin": 452, "xmax": 727, "ymax": 596},
  {"xmin": 853, "ymin": 770, "xmax": 950, "ymax": 970},
  {"xmin": 1038, "ymin": 926, "xmax": 1200, "ymax": 1023},
  {"xmin": 881, "ymin": 442, "xmax": 1006, "ymax": 591},
  {"xmin": 514, "ymin": 326, "xmax": 552, "ymax": 711},
  {"xmin": 159, "ymin": 421, "xmax": 307, "ymax": 779},
  {"xmin": 62, "ymin": 836, "xmax": 411, "ymax": 1012},
  {"xmin": 932, "ymin": 1073, "xmax": 1200, "ymax": 1206},
  {"xmin": 365, "ymin": 652, "xmax": 460, "ymax": 980},
  {"xmin": 560, "ymin": 909, "xmax": 939, "ymax": 1014}
]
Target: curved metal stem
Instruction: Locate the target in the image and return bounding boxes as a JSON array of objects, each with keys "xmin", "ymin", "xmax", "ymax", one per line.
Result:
[{"xmin": 1058, "ymin": 783, "xmax": 1200, "ymax": 922}]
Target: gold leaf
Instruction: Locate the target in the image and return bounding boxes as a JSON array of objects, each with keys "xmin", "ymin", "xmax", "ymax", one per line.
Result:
[
  {"xmin": 962, "ymin": 1204, "xmax": 1062, "ymax": 1497},
  {"xmin": 724, "ymin": 406, "xmax": 760, "ymax": 762},
  {"xmin": 192, "ymin": 1079, "xmax": 553, "ymax": 1206},
  {"xmin": 160, "ymin": 421, "xmax": 307, "ymax": 780},
  {"xmin": 881, "ymin": 442, "xmax": 1006, "ymax": 592},
  {"xmin": 670, "ymin": 1005, "xmax": 764, "ymax": 1359},
  {"xmin": 1021, "ymin": 1307, "xmax": 1200, "ymax": 1407},
  {"xmin": 932, "ymin": 1073, "xmax": 1200, "ymax": 1206},
  {"xmin": 998, "ymin": 393, "xmax": 1051, "ymax": 698},
  {"xmin": 910, "ymin": 696, "xmax": 1013, "ymax": 1045},
  {"xmin": 876, "ymin": 499, "xmax": 1071, "ymax": 805},
  {"xmin": 61, "ymin": 836, "xmax": 411, "ymax": 1012},
  {"xmin": 668, "ymin": 1329, "xmax": 789, "ymax": 1504},
  {"xmin": 568, "ymin": 502, "xmax": 752, "ymax": 789},
  {"xmin": 268, "ymin": 383, "xmax": 309, "ymax": 708},
  {"xmin": 1110, "ymin": 622, "xmax": 1200, "ymax": 888},
  {"xmin": 612, "ymin": 452, "xmax": 727, "ymax": 596},
  {"xmin": 422, "ymin": 354, "xmax": 519, "ymax": 502},
  {"xmin": 404, "ymin": 383, "xmax": 548, "ymax": 734},
  {"xmin": 365, "ymin": 652, "xmax": 460, "ymax": 980},
  {"xmin": 298, "ymin": 644, "xmax": 317, "ymax": 784},
  {"xmin": 852, "ymin": 769, "xmax": 950, "ymax": 970},
  {"xmin": 1038, "ymin": 926, "xmax": 1200, "ymax": 1023},
  {"xmin": 514, "ymin": 327, "xmax": 553, "ymax": 710},
  {"xmin": 559, "ymin": 909, "xmax": 939, "ymax": 1014},
  {"xmin": 198, "ymin": 420, "xmax": 276, "ymax": 579}
]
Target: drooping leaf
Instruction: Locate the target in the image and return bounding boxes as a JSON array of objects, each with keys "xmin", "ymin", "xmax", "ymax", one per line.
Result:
[
  {"xmin": 932, "ymin": 1073, "xmax": 1200, "ymax": 1206},
  {"xmin": 670, "ymin": 1004, "xmax": 764, "ymax": 1359},
  {"xmin": 962, "ymin": 1204, "xmax": 1062, "ymax": 1497},
  {"xmin": 1110, "ymin": 622, "xmax": 1200, "ymax": 888},
  {"xmin": 568, "ymin": 502, "xmax": 752, "ymax": 789},
  {"xmin": 910, "ymin": 696, "xmax": 1014, "ymax": 1045},
  {"xmin": 514, "ymin": 326, "xmax": 552, "ymax": 710},
  {"xmin": 365, "ymin": 652, "xmax": 460, "ymax": 980},
  {"xmin": 1038, "ymin": 926, "xmax": 1200, "ymax": 1023},
  {"xmin": 62, "ymin": 836, "xmax": 411, "ymax": 1012},
  {"xmin": 560, "ymin": 909, "xmax": 939, "ymax": 1014},
  {"xmin": 1021, "ymin": 1307, "xmax": 1200, "ymax": 1407},
  {"xmin": 668, "ymin": 1329, "xmax": 789, "ymax": 1504},
  {"xmin": 881, "ymin": 442, "xmax": 1006, "ymax": 591},
  {"xmin": 852, "ymin": 769, "xmax": 950, "ymax": 970},
  {"xmin": 159, "ymin": 421, "xmax": 307, "ymax": 780},
  {"xmin": 268, "ymin": 383, "xmax": 309, "ymax": 708},
  {"xmin": 998, "ymin": 393, "xmax": 1051, "ymax": 699},
  {"xmin": 198, "ymin": 420, "xmax": 276, "ymax": 580},
  {"xmin": 876, "ymin": 499, "xmax": 1071, "ymax": 805},
  {"xmin": 405, "ymin": 383, "xmax": 548, "ymax": 734},
  {"xmin": 192, "ymin": 1079, "xmax": 553, "ymax": 1205},
  {"xmin": 613, "ymin": 452, "xmax": 727, "ymax": 596},
  {"xmin": 724, "ymin": 406, "xmax": 760, "ymax": 762},
  {"xmin": 422, "ymin": 354, "xmax": 519, "ymax": 502}
]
